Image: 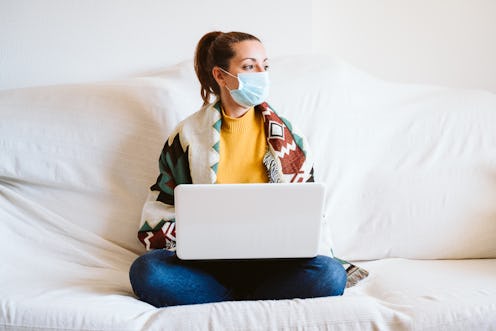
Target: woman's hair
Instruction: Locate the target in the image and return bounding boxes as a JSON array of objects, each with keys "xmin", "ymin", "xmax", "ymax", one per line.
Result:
[{"xmin": 194, "ymin": 31, "xmax": 260, "ymax": 105}]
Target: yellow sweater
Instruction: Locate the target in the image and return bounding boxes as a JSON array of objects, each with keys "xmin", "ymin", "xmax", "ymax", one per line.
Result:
[{"xmin": 216, "ymin": 107, "xmax": 268, "ymax": 183}]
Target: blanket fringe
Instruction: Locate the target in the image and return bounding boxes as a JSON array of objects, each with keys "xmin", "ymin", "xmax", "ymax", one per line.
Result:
[
  {"xmin": 344, "ymin": 264, "xmax": 369, "ymax": 288},
  {"xmin": 263, "ymin": 150, "xmax": 283, "ymax": 183},
  {"xmin": 334, "ymin": 257, "xmax": 369, "ymax": 288}
]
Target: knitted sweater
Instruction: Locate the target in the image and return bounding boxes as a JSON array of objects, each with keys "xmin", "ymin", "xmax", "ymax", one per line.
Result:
[
  {"xmin": 217, "ymin": 106, "xmax": 268, "ymax": 183},
  {"xmin": 138, "ymin": 100, "xmax": 314, "ymax": 251}
]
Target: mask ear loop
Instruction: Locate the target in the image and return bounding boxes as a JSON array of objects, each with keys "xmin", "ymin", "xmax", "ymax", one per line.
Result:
[
  {"xmin": 218, "ymin": 67, "xmax": 239, "ymax": 91},
  {"xmin": 218, "ymin": 67, "xmax": 237, "ymax": 78}
]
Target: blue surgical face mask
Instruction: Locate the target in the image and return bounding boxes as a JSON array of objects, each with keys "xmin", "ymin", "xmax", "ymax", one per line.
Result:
[{"xmin": 220, "ymin": 68, "xmax": 270, "ymax": 108}]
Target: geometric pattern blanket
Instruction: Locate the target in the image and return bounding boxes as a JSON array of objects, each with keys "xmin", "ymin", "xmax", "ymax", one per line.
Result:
[
  {"xmin": 137, "ymin": 100, "xmax": 368, "ymax": 287},
  {"xmin": 138, "ymin": 101, "xmax": 314, "ymax": 250}
]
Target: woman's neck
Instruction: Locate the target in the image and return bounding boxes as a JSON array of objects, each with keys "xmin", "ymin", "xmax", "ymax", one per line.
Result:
[{"xmin": 219, "ymin": 91, "xmax": 251, "ymax": 118}]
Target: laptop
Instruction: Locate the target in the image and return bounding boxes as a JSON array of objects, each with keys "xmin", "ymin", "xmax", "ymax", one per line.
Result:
[{"xmin": 174, "ymin": 182, "xmax": 325, "ymax": 260}]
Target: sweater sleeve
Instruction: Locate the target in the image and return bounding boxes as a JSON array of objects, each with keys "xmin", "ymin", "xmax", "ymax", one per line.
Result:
[{"xmin": 137, "ymin": 131, "xmax": 192, "ymax": 251}]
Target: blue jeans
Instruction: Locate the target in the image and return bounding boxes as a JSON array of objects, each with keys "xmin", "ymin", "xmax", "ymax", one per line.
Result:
[{"xmin": 129, "ymin": 250, "xmax": 347, "ymax": 307}]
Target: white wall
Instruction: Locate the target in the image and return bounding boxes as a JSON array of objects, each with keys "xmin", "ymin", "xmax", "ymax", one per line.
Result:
[
  {"xmin": 0, "ymin": 0, "xmax": 311, "ymax": 89},
  {"xmin": 1, "ymin": 1, "xmax": 495, "ymax": 93},
  {"xmin": 311, "ymin": 0, "xmax": 496, "ymax": 92}
]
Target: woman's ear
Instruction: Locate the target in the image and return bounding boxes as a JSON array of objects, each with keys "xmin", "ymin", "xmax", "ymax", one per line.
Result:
[{"xmin": 212, "ymin": 66, "xmax": 226, "ymax": 87}]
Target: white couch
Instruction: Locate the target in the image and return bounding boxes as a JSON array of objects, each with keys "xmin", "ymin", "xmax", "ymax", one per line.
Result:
[{"xmin": 1, "ymin": 55, "xmax": 495, "ymax": 331}]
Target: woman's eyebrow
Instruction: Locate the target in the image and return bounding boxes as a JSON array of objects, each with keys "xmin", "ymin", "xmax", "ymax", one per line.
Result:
[{"xmin": 241, "ymin": 57, "xmax": 269, "ymax": 62}]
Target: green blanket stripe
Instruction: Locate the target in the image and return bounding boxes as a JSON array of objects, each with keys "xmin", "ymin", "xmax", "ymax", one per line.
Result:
[{"xmin": 156, "ymin": 133, "xmax": 192, "ymax": 197}]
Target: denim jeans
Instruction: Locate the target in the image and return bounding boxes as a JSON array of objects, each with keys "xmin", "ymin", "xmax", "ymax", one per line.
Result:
[{"xmin": 129, "ymin": 249, "xmax": 347, "ymax": 307}]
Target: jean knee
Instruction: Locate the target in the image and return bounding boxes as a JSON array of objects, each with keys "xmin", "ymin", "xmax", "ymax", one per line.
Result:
[
  {"xmin": 129, "ymin": 250, "xmax": 174, "ymax": 296},
  {"xmin": 312, "ymin": 255, "xmax": 347, "ymax": 296},
  {"xmin": 129, "ymin": 254, "xmax": 148, "ymax": 287},
  {"xmin": 129, "ymin": 255, "xmax": 149, "ymax": 295}
]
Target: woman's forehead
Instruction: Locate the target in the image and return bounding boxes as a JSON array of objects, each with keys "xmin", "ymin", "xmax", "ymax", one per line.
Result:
[{"xmin": 231, "ymin": 40, "xmax": 267, "ymax": 62}]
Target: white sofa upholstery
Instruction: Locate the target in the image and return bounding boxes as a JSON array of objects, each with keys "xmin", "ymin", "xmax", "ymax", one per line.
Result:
[{"xmin": 1, "ymin": 55, "xmax": 495, "ymax": 331}]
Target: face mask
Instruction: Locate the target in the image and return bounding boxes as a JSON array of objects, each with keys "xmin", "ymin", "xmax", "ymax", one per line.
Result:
[{"xmin": 220, "ymin": 68, "xmax": 270, "ymax": 108}]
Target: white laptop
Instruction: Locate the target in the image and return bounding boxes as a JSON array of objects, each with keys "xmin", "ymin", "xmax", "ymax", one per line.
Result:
[{"xmin": 174, "ymin": 183, "xmax": 325, "ymax": 260}]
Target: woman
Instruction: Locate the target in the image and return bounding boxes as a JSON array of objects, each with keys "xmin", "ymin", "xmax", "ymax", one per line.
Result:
[{"xmin": 129, "ymin": 31, "xmax": 348, "ymax": 307}]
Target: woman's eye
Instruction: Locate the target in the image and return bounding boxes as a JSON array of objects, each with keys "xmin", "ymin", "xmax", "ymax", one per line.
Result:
[
  {"xmin": 264, "ymin": 65, "xmax": 270, "ymax": 71},
  {"xmin": 243, "ymin": 65, "xmax": 254, "ymax": 70}
]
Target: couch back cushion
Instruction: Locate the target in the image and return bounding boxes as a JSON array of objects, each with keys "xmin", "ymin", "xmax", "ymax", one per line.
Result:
[
  {"xmin": 0, "ymin": 72, "xmax": 200, "ymax": 253},
  {"xmin": 269, "ymin": 55, "xmax": 496, "ymax": 260},
  {"xmin": 1, "ymin": 55, "xmax": 495, "ymax": 259}
]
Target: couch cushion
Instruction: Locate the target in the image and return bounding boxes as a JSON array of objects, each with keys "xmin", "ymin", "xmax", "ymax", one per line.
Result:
[
  {"xmin": 268, "ymin": 55, "xmax": 496, "ymax": 260},
  {"xmin": 0, "ymin": 76, "xmax": 200, "ymax": 253}
]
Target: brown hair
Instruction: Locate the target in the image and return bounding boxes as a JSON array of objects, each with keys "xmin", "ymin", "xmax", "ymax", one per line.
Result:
[{"xmin": 194, "ymin": 31, "xmax": 260, "ymax": 105}]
